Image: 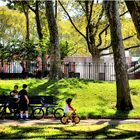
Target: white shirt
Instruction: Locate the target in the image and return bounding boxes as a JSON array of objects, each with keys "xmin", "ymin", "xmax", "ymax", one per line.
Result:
[
  {"xmin": 11, "ymin": 92, "xmax": 19, "ymax": 98},
  {"xmin": 64, "ymin": 104, "xmax": 69, "ymax": 113}
]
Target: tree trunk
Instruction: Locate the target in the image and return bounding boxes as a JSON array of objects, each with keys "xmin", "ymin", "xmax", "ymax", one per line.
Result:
[
  {"xmin": 45, "ymin": 0, "xmax": 62, "ymax": 80},
  {"xmin": 22, "ymin": 2, "xmax": 30, "ymax": 41},
  {"xmin": 125, "ymin": 1, "xmax": 140, "ymax": 40},
  {"xmin": 55, "ymin": 0, "xmax": 58, "ymax": 19},
  {"xmin": 22, "ymin": 2, "xmax": 30, "ymax": 75},
  {"xmin": 104, "ymin": 0, "xmax": 133, "ymax": 110},
  {"xmin": 35, "ymin": 1, "xmax": 45, "ymax": 77},
  {"xmin": 25, "ymin": 11, "xmax": 30, "ymax": 74}
]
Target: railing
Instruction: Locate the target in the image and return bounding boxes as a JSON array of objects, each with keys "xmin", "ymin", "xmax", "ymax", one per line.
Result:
[{"xmin": 0, "ymin": 61, "xmax": 140, "ymax": 80}]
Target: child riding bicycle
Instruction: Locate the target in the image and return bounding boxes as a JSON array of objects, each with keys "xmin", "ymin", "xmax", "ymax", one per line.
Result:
[{"xmin": 64, "ymin": 98, "xmax": 76, "ymax": 121}]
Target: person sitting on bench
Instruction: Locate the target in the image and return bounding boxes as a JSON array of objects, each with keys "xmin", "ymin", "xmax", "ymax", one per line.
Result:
[{"xmin": 8, "ymin": 85, "xmax": 19, "ymax": 116}]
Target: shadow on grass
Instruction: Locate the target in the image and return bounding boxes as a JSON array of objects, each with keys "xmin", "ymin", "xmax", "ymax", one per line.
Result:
[
  {"xmin": 80, "ymin": 79, "xmax": 105, "ymax": 84},
  {"xmin": 28, "ymin": 79, "xmax": 77, "ymax": 104},
  {"xmin": 1, "ymin": 122, "xmax": 139, "ymax": 139},
  {"xmin": 0, "ymin": 87, "xmax": 10, "ymax": 95},
  {"xmin": 47, "ymin": 120, "xmax": 140, "ymax": 139},
  {"xmin": 0, "ymin": 125, "xmax": 43, "ymax": 139},
  {"xmin": 114, "ymin": 109, "xmax": 130, "ymax": 118},
  {"xmin": 0, "ymin": 109, "xmax": 137, "ymax": 139}
]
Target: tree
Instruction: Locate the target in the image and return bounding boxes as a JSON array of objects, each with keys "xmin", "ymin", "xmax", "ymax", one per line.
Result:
[
  {"xmin": 0, "ymin": 6, "xmax": 26, "ymax": 67},
  {"xmin": 25, "ymin": 1, "xmax": 46, "ymax": 76},
  {"xmin": 0, "ymin": 6, "xmax": 26, "ymax": 44},
  {"xmin": 125, "ymin": 1, "xmax": 140, "ymax": 40},
  {"xmin": 5, "ymin": 0, "xmax": 32, "ymax": 73},
  {"xmin": 103, "ymin": 0, "xmax": 133, "ymax": 110},
  {"xmin": 45, "ymin": 0, "xmax": 62, "ymax": 80},
  {"xmin": 58, "ymin": 0, "xmax": 104, "ymax": 60},
  {"xmin": 58, "ymin": 1, "xmax": 140, "ymax": 58}
]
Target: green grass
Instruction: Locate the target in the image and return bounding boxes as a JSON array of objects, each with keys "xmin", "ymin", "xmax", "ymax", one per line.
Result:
[
  {"xmin": 0, "ymin": 78, "xmax": 140, "ymax": 118},
  {"xmin": 0, "ymin": 123, "xmax": 140, "ymax": 139}
]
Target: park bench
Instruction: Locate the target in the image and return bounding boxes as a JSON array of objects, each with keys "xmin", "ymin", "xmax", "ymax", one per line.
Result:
[
  {"xmin": 0, "ymin": 94, "xmax": 57, "ymax": 118},
  {"xmin": 28, "ymin": 95, "xmax": 56, "ymax": 106},
  {"xmin": 0, "ymin": 94, "xmax": 56, "ymax": 106}
]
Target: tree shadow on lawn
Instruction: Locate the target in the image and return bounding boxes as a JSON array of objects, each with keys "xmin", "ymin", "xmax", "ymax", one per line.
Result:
[
  {"xmin": 80, "ymin": 79, "xmax": 105, "ymax": 84},
  {"xmin": 0, "ymin": 87, "xmax": 10, "ymax": 95},
  {"xmin": 1, "ymin": 124, "xmax": 140, "ymax": 139},
  {"xmin": 44, "ymin": 123, "xmax": 140, "ymax": 139},
  {"xmin": 76, "ymin": 109, "xmax": 134, "ymax": 139},
  {"xmin": 114, "ymin": 109, "xmax": 130, "ymax": 118},
  {"xmin": 0, "ymin": 125, "xmax": 44, "ymax": 139},
  {"xmin": 28, "ymin": 79, "xmax": 77, "ymax": 103},
  {"xmin": 46, "ymin": 121, "xmax": 140, "ymax": 139}
]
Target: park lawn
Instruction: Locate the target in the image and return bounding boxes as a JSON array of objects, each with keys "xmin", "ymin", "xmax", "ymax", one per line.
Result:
[
  {"xmin": 0, "ymin": 123, "xmax": 140, "ymax": 139},
  {"xmin": 0, "ymin": 78, "xmax": 140, "ymax": 118}
]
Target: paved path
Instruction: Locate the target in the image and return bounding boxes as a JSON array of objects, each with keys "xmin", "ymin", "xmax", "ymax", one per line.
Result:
[{"xmin": 1, "ymin": 118, "xmax": 140, "ymax": 126}]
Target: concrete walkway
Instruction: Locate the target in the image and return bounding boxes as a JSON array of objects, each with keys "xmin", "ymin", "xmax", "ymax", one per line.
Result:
[{"xmin": 0, "ymin": 118, "xmax": 140, "ymax": 126}]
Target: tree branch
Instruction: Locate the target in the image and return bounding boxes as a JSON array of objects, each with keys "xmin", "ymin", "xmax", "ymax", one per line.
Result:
[
  {"xmin": 120, "ymin": 10, "xmax": 129, "ymax": 17},
  {"xmin": 125, "ymin": 44, "xmax": 140, "ymax": 50},
  {"xmin": 123, "ymin": 33, "xmax": 136, "ymax": 41},
  {"xmin": 58, "ymin": 0, "xmax": 87, "ymax": 40},
  {"xmin": 101, "ymin": 44, "xmax": 140, "ymax": 56},
  {"xmin": 86, "ymin": 0, "xmax": 94, "ymax": 53},
  {"xmin": 77, "ymin": 1, "xmax": 86, "ymax": 13},
  {"xmin": 96, "ymin": 24, "xmax": 109, "ymax": 48},
  {"xmin": 100, "ymin": 33, "xmax": 137, "ymax": 52},
  {"xmin": 24, "ymin": 1, "xmax": 36, "ymax": 13},
  {"xmin": 96, "ymin": 10, "xmax": 129, "ymax": 48},
  {"xmin": 93, "ymin": 6, "xmax": 104, "ymax": 37},
  {"xmin": 87, "ymin": 1, "xmax": 94, "ymax": 28}
]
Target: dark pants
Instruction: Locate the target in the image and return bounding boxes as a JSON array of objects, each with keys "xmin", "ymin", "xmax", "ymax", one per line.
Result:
[{"xmin": 8, "ymin": 98, "xmax": 19, "ymax": 113}]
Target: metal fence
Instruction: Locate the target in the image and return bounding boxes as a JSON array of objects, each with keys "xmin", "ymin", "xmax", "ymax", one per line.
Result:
[
  {"xmin": 0, "ymin": 61, "xmax": 140, "ymax": 80},
  {"xmin": 62, "ymin": 62, "xmax": 115, "ymax": 81}
]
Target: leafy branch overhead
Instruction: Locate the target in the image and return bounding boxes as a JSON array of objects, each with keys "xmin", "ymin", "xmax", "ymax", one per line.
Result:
[{"xmin": 58, "ymin": 1, "xmax": 140, "ymax": 57}]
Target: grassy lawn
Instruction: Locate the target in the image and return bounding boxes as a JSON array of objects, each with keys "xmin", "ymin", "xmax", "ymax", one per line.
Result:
[
  {"xmin": 0, "ymin": 78, "xmax": 140, "ymax": 118},
  {"xmin": 0, "ymin": 123, "xmax": 140, "ymax": 139}
]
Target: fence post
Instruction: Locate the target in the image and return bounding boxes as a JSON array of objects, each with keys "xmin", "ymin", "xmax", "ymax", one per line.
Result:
[
  {"xmin": 89, "ymin": 63, "xmax": 91, "ymax": 79},
  {"xmin": 73, "ymin": 62, "xmax": 75, "ymax": 73},
  {"xmin": 104, "ymin": 63, "xmax": 106, "ymax": 81},
  {"xmin": 66, "ymin": 63, "xmax": 69, "ymax": 77},
  {"xmin": 134, "ymin": 63, "xmax": 135, "ymax": 79}
]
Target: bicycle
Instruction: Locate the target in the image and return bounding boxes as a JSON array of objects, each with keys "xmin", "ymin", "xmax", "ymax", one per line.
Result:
[
  {"xmin": 33, "ymin": 97, "xmax": 64, "ymax": 119},
  {"xmin": 60, "ymin": 111, "xmax": 80, "ymax": 124}
]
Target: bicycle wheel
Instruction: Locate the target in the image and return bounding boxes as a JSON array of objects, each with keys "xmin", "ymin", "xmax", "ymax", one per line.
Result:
[
  {"xmin": 0, "ymin": 105, "xmax": 10, "ymax": 119},
  {"xmin": 73, "ymin": 116, "xmax": 80, "ymax": 124},
  {"xmin": 0, "ymin": 106, "xmax": 4, "ymax": 118},
  {"xmin": 60, "ymin": 116, "xmax": 68, "ymax": 124},
  {"xmin": 33, "ymin": 108, "xmax": 44, "ymax": 119},
  {"xmin": 54, "ymin": 108, "xmax": 64, "ymax": 119}
]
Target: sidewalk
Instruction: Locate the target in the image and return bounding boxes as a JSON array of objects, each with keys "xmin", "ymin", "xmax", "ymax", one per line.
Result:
[{"xmin": 1, "ymin": 118, "xmax": 140, "ymax": 126}]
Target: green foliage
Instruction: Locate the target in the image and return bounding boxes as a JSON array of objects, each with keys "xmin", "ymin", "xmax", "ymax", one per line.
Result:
[
  {"xmin": 0, "ymin": 39, "xmax": 40, "ymax": 61},
  {"xmin": 59, "ymin": 39, "xmax": 79, "ymax": 60},
  {"xmin": 0, "ymin": 6, "xmax": 26, "ymax": 43},
  {"xmin": 58, "ymin": 16, "xmax": 89, "ymax": 56},
  {"xmin": 1, "ymin": 1, "xmax": 140, "ymax": 58}
]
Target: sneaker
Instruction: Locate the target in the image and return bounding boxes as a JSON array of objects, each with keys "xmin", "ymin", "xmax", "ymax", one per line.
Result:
[{"xmin": 11, "ymin": 113, "xmax": 14, "ymax": 117}]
